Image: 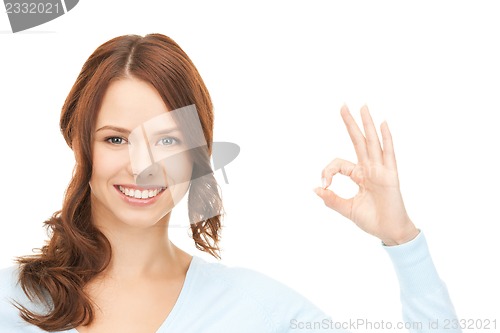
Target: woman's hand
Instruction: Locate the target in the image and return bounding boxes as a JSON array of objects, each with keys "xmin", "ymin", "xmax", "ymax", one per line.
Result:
[{"xmin": 314, "ymin": 105, "xmax": 419, "ymax": 246}]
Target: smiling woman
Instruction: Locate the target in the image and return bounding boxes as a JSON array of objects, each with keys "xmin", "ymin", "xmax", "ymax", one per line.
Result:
[
  {"xmin": 0, "ymin": 33, "xmax": 223, "ymax": 332},
  {"xmin": 0, "ymin": 33, "xmax": 461, "ymax": 333}
]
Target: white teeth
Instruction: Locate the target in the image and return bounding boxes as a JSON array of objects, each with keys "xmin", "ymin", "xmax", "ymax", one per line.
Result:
[{"xmin": 118, "ymin": 186, "xmax": 164, "ymax": 199}]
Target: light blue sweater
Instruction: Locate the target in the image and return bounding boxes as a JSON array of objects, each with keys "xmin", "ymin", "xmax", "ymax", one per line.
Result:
[{"xmin": 0, "ymin": 231, "xmax": 460, "ymax": 332}]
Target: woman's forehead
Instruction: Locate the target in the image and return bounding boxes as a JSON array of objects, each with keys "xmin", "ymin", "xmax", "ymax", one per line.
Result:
[{"xmin": 96, "ymin": 78, "xmax": 171, "ymax": 129}]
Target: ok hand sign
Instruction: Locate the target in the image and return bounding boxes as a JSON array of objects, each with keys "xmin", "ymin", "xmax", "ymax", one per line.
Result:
[{"xmin": 314, "ymin": 105, "xmax": 419, "ymax": 246}]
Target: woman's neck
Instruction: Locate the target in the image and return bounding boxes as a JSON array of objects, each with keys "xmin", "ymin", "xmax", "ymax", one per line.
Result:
[{"xmin": 92, "ymin": 209, "xmax": 190, "ymax": 281}]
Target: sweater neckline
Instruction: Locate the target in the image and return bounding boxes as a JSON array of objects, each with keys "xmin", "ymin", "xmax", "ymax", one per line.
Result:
[{"xmin": 65, "ymin": 255, "xmax": 201, "ymax": 333}]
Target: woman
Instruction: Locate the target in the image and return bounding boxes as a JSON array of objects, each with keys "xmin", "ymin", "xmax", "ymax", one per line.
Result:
[{"xmin": 0, "ymin": 33, "xmax": 460, "ymax": 332}]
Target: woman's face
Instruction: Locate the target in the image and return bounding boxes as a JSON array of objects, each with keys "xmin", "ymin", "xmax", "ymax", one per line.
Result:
[{"xmin": 89, "ymin": 77, "xmax": 193, "ymax": 228}]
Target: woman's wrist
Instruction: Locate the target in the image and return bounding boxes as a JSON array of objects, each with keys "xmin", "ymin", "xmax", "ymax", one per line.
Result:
[{"xmin": 381, "ymin": 225, "xmax": 420, "ymax": 246}]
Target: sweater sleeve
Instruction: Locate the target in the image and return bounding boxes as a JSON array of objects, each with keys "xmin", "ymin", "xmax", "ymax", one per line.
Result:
[
  {"xmin": 383, "ymin": 230, "xmax": 462, "ymax": 332},
  {"xmin": 276, "ymin": 230, "xmax": 461, "ymax": 333}
]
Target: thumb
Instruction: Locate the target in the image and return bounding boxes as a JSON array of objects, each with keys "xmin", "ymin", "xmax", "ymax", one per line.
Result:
[{"xmin": 313, "ymin": 187, "xmax": 352, "ymax": 219}]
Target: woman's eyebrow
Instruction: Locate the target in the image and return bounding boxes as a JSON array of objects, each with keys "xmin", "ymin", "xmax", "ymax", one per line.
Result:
[
  {"xmin": 95, "ymin": 125, "xmax": 131, "ymax": 135},
  {"xmin": 152, "ymin": 127, "xmax": 181, "ymax": 135},
  {"xmin": 95, "ymin": 125, "xmax": 182, "ymax": 136}
]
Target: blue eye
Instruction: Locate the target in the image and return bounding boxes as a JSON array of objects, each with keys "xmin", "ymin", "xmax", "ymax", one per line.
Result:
[
  {"xmin": 157, "ymin": 137, "xmax": 179, "ymax": 146},
  {"xmin": 106, "ymin": 137, "xmax": 127, "ymax": 145}
]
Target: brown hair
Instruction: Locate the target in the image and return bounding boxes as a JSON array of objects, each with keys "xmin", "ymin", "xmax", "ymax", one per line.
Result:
[{"xmin": 15, "ymin": 33, "xmax": 223, "ymax": 331}]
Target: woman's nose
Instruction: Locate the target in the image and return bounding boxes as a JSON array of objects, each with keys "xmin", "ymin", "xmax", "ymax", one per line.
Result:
[
  {"xmin": 129, "ymin": 144, "xmax": 153, "ymax": 178},
  {"xmin": 136, "ymin": 161, "xmax": 168, "ymax": 187}
]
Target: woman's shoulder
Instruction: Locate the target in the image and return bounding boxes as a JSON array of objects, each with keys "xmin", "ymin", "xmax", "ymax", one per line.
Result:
[
  {"xmin": 193, "ymin": 256, "xmax": 300, "ymax": 296},
  {"xmin": 187, "ymin": 256, "xmax": 331, "ymax": 329},
  {"xmin": 0, "ymin": 264, "xmax": 27, "ymax": 329},
  {"xmin": 0, "ymin": 264, "xmax": 21, "ymax": 297}
]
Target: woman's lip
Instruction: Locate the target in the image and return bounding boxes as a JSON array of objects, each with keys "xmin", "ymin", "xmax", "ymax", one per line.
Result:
[
  {"xmin": 115, "ymin": 184, "xmax": 166, "ymax": 190},
  {"xmin": 114, "ymin": 185, "xmax": 167, "ymax": 206}
]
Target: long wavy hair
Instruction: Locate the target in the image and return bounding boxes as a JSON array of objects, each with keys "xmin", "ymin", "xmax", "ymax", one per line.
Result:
[{"xmin": 15, "ymin": 33, "xmax": 223, "ymax": 331}]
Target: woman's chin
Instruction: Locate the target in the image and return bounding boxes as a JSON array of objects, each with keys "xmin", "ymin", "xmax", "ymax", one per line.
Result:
[{"xmin": 111, "ymin": 210, "xmax": 172, "ymax": 229}]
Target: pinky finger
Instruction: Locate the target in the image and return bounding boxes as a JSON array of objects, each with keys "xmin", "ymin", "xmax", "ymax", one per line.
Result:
[{"xmin": 380, "ymin": 121, "xmax": 398, "ymax": 171}]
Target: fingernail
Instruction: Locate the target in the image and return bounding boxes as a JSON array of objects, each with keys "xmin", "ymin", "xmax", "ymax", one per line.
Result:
[{"xmin": 321, "ymin": 177, "xmax": 326, "ymax": 189}]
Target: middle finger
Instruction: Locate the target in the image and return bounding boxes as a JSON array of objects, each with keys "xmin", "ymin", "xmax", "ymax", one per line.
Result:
[{"xmin": 340, "ymin": 105, "xmax": 368, "ymax": 164}]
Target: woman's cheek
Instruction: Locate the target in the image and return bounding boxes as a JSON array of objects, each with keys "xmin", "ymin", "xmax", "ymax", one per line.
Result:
[
  {"xmin": 93, "ymin": 147, "xmax": 129, "ymax": 178},
  {"xmin": 160, "ymin": 151, "xmax": 193, "ymax": 186}
]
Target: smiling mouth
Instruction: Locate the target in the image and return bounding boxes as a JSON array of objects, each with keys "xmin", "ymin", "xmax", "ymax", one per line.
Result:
[{"xmin": 117, "ymin": 185, "xmax": 167, "ymax": 199}]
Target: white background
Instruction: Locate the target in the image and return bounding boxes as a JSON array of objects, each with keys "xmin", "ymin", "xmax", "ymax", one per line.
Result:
[{"xmin": 1, "ymin": 1, "xmax": 499, "ymax": 331}]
